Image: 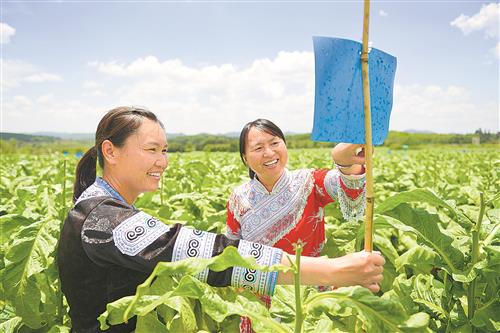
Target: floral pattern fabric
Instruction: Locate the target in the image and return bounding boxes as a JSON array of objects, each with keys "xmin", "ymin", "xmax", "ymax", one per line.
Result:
[{"xmin": 226, "ymin": 168, "xmax": 365, "ymax": 256}]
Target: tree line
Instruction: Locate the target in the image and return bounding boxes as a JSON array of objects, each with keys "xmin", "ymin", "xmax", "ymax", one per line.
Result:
[{"xmin": 1, "ymin": 130, "xmax": 498, "ymax": 155}]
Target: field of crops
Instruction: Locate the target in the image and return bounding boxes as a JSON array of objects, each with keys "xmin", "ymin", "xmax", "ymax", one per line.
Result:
[{"xmin": 1, "ymin": 148, "xmax": 499, "ymax": 332}]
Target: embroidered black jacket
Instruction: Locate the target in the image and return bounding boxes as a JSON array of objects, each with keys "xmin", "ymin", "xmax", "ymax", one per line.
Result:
[{"xmin": 57, "ymin": 178, "xmax": 282, "ymax": 332}]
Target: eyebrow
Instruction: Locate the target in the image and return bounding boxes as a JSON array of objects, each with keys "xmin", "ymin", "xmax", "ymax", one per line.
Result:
[
  {"xmin": 142, "ymin": 141, "xmax": 168, "ymax": 148},
  {"xmin": 248, "ymin": 136, "xmax": 279, "ymax": 147}
]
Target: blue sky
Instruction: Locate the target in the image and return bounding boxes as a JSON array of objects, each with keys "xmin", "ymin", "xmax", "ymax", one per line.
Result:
[{"xmin": 1, "ymin": 1, "xmax": 499, "ymax": 135}]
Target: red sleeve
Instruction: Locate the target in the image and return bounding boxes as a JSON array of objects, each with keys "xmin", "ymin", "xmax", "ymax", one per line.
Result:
[
  {"xmin": 226, "ymin": 199, "xmax": 241, "ymax": 239},
  {"xmin": 339, "ymin": 177, "xmax": 365, "ymax": 200},
  {"xmin": 313, "ymin": 169, "xmax": 335, "ymax": 206}
]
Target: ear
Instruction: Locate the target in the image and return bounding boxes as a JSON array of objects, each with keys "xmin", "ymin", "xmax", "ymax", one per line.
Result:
[
  {"xmin": 101, "ymin": 139, "xmax": 119, "ymax": 165},
  {"xmin": 242, "ymin": 155, "xmax": 248, "ymax": 165}
]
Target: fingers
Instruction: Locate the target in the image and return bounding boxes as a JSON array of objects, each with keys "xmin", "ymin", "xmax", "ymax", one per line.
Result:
[
  {"xmin": 361, "ymin": 251, "xmax": 386, "ymax": 266},
  {"xmin": 369, "ymin": 252, "xmax": 386, "ymax": 266},
  {"xmin": 367, "ymin": 282, "xmax": 381, "ymax": 293},
  {"xmin": 373, "ymin": 265, "xmax": 384, "ymax": 275}
]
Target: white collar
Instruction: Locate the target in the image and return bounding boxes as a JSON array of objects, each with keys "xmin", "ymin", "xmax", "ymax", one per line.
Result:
[{"xmin": 251, "ymin": 169, "xmax": 291, "ymax": 195}]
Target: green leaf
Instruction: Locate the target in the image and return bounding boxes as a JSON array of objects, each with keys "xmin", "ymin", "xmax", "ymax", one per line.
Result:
[
  {"xmin": 2, "ymin": 216, "xmax": 61, "ymax": 328},
  {"xmin": 471, "ymin": 297, "xmax": 500, "ymax": 332},
  {"xmin": 0, "ymin": 316, "xmax": 23, "ymax": 333},
  {"xmin": 306, "ymin": 286, "xmax": 430, "ymax": 332},
  {"xmin": 47, "ymin": 324, "xmax": 71, "ymax": 333},
  {"xmin": 395, "ymin": 246, "xmax": 438, "ymax": 274},
  {"xmin": 379, "ymin": 205, "xmax": 465, "ymax": 274},
  {"xmin": 135, "ymin": 312, "xmax": 167, "ymax": 333},
  {"xmin": 385, "ymin": 273, "xmax": 448, "ymax": 323},
  {"xmin": 376, "ymin": 188, "xmax": 458, "ymax": 216},
  {"xmin": 449, "ymin": 300, "xmax": 470, "ymax": 330},
  {"xmin": 162, "ymin": 296, "xmax": 197, "ymax": 332}
]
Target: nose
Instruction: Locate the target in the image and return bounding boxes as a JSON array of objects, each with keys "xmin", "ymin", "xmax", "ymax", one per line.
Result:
[
  {"xmin": 156, "ymin": 154, "xmax": 169, "ymax": 169},
  {"xmin": 263, "ymin": 146, "xmax": 273, "ymax": 157}
]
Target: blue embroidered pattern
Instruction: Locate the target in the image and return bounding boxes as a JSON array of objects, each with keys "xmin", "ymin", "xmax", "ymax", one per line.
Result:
[
  {"xmin": 172, "ymin": 228, "xmax": 217, "ymax": 283},
  {"xmin": 231, "ymin": 240, "xmax": 282, "ymax": 296},
  {"xmin": 113, "ymin": 211, "xmax": 170, "ymax": 256}
]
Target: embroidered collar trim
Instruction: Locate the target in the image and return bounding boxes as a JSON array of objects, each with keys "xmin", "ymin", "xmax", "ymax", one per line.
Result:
[
  {"xmin": 95, "ymin": 177, "xmax": 127, "ymax": 202},
  {"xmin": 75, "ymin": 177, "xmax": 127, "ymax": 205},
  {"xmin": 251, "ymin": 169, "xmax": 291, "ymax": 195},
  {"xmin": 240, "ymin": 169, "xmax": 314, "ymax": 245}
]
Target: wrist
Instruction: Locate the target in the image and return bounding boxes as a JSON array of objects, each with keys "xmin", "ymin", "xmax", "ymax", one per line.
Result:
[{"xmin": 336, "ymin": 164, "xmax": 365, "ymax": 176}]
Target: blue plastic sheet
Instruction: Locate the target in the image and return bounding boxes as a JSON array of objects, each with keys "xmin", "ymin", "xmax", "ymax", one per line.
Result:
[{"xmin": 311, "ymin": 36, "xmax": 397, "ymax": 145}]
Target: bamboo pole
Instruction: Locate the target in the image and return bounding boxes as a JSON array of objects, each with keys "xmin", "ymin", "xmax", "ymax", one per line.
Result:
[{"xmin": 361, "ymin": 0, "xmax": 374, "ymax": 252}]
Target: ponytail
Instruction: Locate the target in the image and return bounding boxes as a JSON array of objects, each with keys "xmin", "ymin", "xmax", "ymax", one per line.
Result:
[{"xmin": 73, "ymin": 146, "xmax": 97, "ymax": 202}]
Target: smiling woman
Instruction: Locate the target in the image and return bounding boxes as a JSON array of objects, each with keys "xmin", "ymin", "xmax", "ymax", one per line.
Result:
[
  {"xmin": 227, "ymin": 118, "xmax": 370, "ymax": 332},
  {"xmin": 57, "ymin": 107, "xmax": 385, "ymax": 333}
]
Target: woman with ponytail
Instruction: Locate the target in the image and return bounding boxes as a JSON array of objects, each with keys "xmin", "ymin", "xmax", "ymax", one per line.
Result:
[{"xmin": 58, "ymin": 107, "xmax": 384, "ymax": 333}]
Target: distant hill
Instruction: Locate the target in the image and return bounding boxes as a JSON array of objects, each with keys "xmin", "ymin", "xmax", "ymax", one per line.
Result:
[
  {"xmin": 2, "ymin": 130, "xmax": 498, "ymax": 154},
  {"xmin": 3, "ymin": 132, "xmax": 190, "ymax": 141},
  {"xmin": 403, "ymin": 129, "xmax": 436, "ymax": 134},
  {"xmin": 5, "ymin": 131, "xmax": 239, "ymax": 141},
  {"xmin": 33, "ymin": 132, "xmax": 93, "ymax": 141},
  {"xmin": 0, "ymin": 132, "xmax": 60, "ymax": 142}
]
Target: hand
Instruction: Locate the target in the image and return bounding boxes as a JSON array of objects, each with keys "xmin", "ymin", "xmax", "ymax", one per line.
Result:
[
  {"xmin": 278, "ymin": 250, "xmax": 385, "ymax": 293},
  {"xmin": 331, "ymin": 143, "xmax": 368, "ymax": 175},
  {"xmin": 329, "ymin": 251, "xmax": 385, "ymax": 292},
  {"xmin": 331, "ymin": 143, "xmax": 366, "ymax": 166}
]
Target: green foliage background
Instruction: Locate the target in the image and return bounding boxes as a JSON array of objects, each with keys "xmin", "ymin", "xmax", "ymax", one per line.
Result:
[{"xmin": 0, "ymin": 147, "xmax": 498, "ymax": 332}]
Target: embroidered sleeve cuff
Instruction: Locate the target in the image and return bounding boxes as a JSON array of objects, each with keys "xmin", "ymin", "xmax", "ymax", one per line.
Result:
[
  {"xmin": 171, "ymin": 227, "xmax": 217, "ymax": 283},
  {"xmin": 231, "ymin": 240, "xmax": 283, "ymax": 296},
  {"xmin": 324, "ymin": 170, "xmax": 366, "ymax": 220},
  {"xmin": 113, "ymin": 211, "xmax": 171, "ymax": 256},
  {"xmin": 339, "ymin": 171, "xmax": 365, "ymax": 187}
]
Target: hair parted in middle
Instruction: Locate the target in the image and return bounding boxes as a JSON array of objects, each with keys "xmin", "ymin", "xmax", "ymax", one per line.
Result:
[{"xmin": 239, "ymin": 118, "xmax": 286, "ymax": 179}]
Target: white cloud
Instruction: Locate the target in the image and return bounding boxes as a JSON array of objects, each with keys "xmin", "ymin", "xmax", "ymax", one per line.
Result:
[
  {"xmin": 90, "ymin": 52, "xmax": 315, "ymax": 134},
  {"xmin": 0, "ymin": 23, "xmax": 15, "ymax": 44},
  {"xmin": 3, "ymin": 53, "xmax": 497, "ymax": 134},
  {"xmin": 450, "ymin": 3, "xmax": 499, "ymax": 38},
  {"xmin": 2, "ymin": 60, "xmax": 63, "ymax": 88},
  {"xmin": 2, "ymin": 93, "xmax": 105, "ymax": 132},
  {"xmin": 24, "ymin": 73, "xmax": 63, "ymax": 83},
  {"xmin": 391, "ymin": 84, "xmax": 498, "ymax": 133},
  {"xmin": 379, "ymin": 10, "xmax": 388, "ymax": 17}
]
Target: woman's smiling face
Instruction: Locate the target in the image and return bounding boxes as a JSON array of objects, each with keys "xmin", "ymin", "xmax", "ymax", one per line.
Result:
[
  {"xmin": 110, "ymin": 118, "xmax": 169, "ymax": 203},
  {"xmin": 243, "ymin": 127, "xmax": 288, "ymax": 189}
]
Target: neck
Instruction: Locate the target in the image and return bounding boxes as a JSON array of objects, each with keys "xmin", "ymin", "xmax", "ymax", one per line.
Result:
[
  {"xmin": 257, "ymin": 170, "xmax": 284, "ymax": 193},
  {"xmin": 102, "ymin": 172, "xmax": 136, "ymax": 205}
]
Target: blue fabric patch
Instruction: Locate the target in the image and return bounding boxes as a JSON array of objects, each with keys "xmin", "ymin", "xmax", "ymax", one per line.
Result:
[
  {"xmin": 311, "ymin": 36, "xmax": 397, "ymax": 145},
  {"xmin": 95, "ymin": 177, "xmax": 127, "ymax": 203}
]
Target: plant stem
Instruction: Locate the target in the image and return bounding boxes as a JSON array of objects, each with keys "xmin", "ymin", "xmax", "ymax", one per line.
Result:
[
  {"xmin": 62, "ymin": 158, "xmax": 67, "ymax": 214},
  {"xmin": 294, "ymin": 241, "xmax": 304, "ymax": 333},
  {"xmin": 467, "ymin": 192, "xmax": 485, "ymax": 327},
  {"xmin": 57, "ymin": 158, "xmax": 67, "ymax": 323}
]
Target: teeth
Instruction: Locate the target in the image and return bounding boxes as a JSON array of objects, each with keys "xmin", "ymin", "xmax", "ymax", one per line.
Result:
[
  {"xmin": 264, "ymin": 160, "xmax": 278, "ymax": 166},
  {"xmin": 148, "ymin": 172, "xmax": 161, "ymax": 177}
]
